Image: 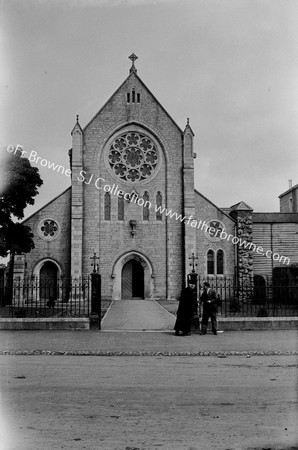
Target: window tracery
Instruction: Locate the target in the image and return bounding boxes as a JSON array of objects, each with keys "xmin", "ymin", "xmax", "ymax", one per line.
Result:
[
  {"xmin": 37, "ymin": 219, "xmax": 60, "ymax": 241},
  {"xmin": 108, "ymin": 132, "xmax": 158, "ymax": 183}
]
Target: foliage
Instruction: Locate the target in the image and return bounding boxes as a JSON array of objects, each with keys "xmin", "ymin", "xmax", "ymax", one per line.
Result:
[{"xmin": 0, "ymin": 150, "xmax": 43, "ymax": 257}]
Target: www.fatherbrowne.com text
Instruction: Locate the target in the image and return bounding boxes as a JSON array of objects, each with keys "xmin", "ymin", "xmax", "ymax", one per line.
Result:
[
  {"xmin": 5, "ymin": 145, "xmax": 290, "ymax": 265},
  {"xmin": 78, "ymin": 170, "xmax": 290, "ymax": 266}
]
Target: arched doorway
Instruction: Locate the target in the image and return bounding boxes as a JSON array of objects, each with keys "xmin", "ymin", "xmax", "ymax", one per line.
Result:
[
  {"xmin": 40, "ymin": 261, "xmax": 58, "ymax": 300},
  {"xmin": 121, "ymin": 259, "xmax": 144, "ymax": 299},
  {"xmin": 254, "ymin": 275, "xmax": 266, "ymax": 304}
]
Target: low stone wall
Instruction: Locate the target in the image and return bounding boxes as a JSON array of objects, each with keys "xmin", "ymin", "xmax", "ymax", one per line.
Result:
[
  {"xmin": 217, "ymin": 317, "xmax": 298, "ymax": 331},
  {"xmin": 0, "ymin": 318, "xmax": 90, "ymax": 330},
  {"xmin": 0, "ymin": 317, "xmax": 297, "ymax": 331}
]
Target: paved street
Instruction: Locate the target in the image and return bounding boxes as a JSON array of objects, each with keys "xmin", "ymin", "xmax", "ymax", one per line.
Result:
[
  {"xmin": 0, "ymin": 330, "xmax": 297, "ymax": 450},
  {"xmin": 0, "ymin": 329, "xmax": 297, "ymax": 355}
]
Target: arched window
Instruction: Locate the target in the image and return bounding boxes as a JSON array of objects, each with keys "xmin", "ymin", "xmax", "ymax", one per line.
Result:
[
  {"xmin": 217, "ymin": 250, "xmax": 224, "ymax": 275},
  {"xmin": 207, "ymin": 250, "xmax": 215, "ymax": 275},
  {"xmin": 118, "ymin": 195, "xmax": 124, "ymax": 221},
  {"xmin": 156, "ymin": 191, "xmax": 162, "ymax": 221},
  {"xmin": 104, "ymin": 192, "xmax": 111, "ymax": 220},
  {"xmin": 143, "ymin": 191, "xmax": 149, "ymax": 221},
  {"xmin": 254, "ymin": 275, "xmax": 266, "ymax": 304}
]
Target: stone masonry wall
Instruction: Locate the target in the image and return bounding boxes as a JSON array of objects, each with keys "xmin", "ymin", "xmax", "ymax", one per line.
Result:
[
  {"xmin": 230, "ymin": 209, "xmax": 254, "ymax": 300},
  {"xmin": 22, "ymin": 188, "xmax": 71, "ymax": 278},
  {"xmin": 81, "ymin": 73, "xmax": 184, "ymax": 300},
  {"xmin": 195, "ymin": 192, "xmax": 235, "ymax": 277}
]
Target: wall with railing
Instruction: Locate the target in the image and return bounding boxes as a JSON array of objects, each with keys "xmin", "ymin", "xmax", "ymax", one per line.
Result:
[
  {"xmin": 0, "ymin": 275, "xmax": 297, "ymax": 318},
  {"xmin": 196, "ymin": 276, "xmax": 298, "ymax": 317},
  {"xmin": 0, "ymin": 277, "xmax": 91, "ymax": 318}
]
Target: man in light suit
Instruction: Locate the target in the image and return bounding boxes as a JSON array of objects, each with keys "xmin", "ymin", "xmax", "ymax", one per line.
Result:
[{"xmin": 199, "ymin": 281, "xmax": 218, "ymax": 335}]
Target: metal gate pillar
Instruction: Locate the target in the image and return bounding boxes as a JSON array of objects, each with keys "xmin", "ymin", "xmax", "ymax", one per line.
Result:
[
  {"xmin": 90, "ymin": 273, "xmax": 101, "ymax": 330},
  {"xmin": 187, "ymin": 272, "xmax": 199, "ymax": 331}
]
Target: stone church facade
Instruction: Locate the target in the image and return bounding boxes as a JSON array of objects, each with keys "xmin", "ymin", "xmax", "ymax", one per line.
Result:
[{"xmin": 14, "ymin": 56, "xmax": 298, "ymax": 302}]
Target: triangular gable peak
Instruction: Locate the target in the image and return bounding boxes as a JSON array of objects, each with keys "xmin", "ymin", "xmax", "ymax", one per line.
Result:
[
  {"xmin": 22, "ymin": 187, "xmax": 71, "ymax": 224},
  {"xmin": 83, "ymin": 67, "xmax": 183, "ymax": 134},
  {"xmin": 184, "ymin": 118, "xmax": 195, "ymax": 137},
  {"xmin": 194, "ymin": 189, "xmax": 235, "ymax": 223},
  {"xmin": 230, "ymin": 201, "xmax": 253, "ymax": 212},
  {"xmin": 71, "ymin": 115, "xmax": 83, "ymax": 135}
]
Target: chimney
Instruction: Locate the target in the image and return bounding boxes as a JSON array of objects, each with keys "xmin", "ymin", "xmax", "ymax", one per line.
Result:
[{"xmin": 288, "ymin": 179, "xmax": 293, "ymax": 189}]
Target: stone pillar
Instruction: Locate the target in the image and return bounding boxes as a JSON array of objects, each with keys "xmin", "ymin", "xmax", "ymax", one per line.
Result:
[
  {"xmin": 183, "ymin": 119, "xmax": 197, "ymax": 285},
  {"xmin": 230, "ymin": 202, "xmax": 254, "ymax": 303},
  {"xmin": 70, "ymin": 118, "xmax": 83, "ymax": 279}
]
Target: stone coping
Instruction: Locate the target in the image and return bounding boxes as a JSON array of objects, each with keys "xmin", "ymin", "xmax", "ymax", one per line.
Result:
[
  {"xmin": 0, "ymin": 318, "xmax": 90, "ymax": 322},
  {"xmin": 218, "ymin": 317, "xmax": 298, "ymax": 321},
  {"xmin": 0, "ymin": 318, "xmax": 90, "ymax": 330},
  {"xmin": 0, "ymin": 350, "xmax": 297, "ymax": 357},
  {"xmin": 0, "ymin": 317, "xmax": 297, "ymax": 331}
]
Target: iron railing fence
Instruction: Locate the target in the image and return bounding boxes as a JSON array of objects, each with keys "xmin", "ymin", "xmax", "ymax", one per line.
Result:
[
  {"xmin": 0, "ymin": 277, "xmax": 91, "ymax": 318},
  {"xmin": 0, "ymin": 275, "xmax": 297, "ymax": 318},
  {"xmin": 196, "ymin": 276, "xmax": 298, "ymax": 317}
]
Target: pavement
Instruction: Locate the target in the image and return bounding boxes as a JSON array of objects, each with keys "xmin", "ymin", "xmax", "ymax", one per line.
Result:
[
  {"xmin": 0, "ymin": 329, "xmax": 297, "ymax": 356},
  {"xmin": 2, "ymin": 353, "xmax": 298, "ymax": 450},
  {"xmin": 1, "ymin": 329, "xmax": 298, "ymax": 450}
]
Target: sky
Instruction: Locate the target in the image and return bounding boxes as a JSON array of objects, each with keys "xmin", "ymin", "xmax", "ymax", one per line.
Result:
[{"xmin": 1, "ymin": 0, "xmax": 298, "ymax": 219}]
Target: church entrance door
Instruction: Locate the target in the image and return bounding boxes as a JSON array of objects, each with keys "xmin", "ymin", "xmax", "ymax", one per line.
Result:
[
  {"xmin": 121, "ymin": 260, "xmax": 144, "ymax": 299},
  {"xmin": 40, "ymin": 261, "xmax": 58, "ymax": 300}
]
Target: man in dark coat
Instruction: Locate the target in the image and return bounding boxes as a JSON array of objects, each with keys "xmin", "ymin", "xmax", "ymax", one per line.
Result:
[
  {"xmin": 174, "ymin": 283, "xmax": 196, "ymax": 336},
  {"xmin": 199, "ymin": 282, "xmax": 218, "ymax": 335}
]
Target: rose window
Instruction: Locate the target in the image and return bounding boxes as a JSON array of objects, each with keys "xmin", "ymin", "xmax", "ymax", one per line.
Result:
[
  {"xmin": 208, "ymin": 221, "xmax": 223, "ymax": 238},
  {"xmin": 40, "ymin": 220, "xmax": 58, "ymax": 238},
  {"xmin": 108, "ymin": 132, "xmax": 158, "ymax": 182},
  {"xmin": 205, "ymin": 220, "xmax": 224, "ymax": 242}
]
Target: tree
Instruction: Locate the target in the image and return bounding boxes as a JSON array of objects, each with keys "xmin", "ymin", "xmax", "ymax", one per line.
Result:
[{"xmin": 0, "ymin": 148, "xmax": 43, "ymax": 258}]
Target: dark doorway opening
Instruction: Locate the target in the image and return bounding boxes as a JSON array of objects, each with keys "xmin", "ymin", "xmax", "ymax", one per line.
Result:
[
  {"xmin": 40, "ymin": 261, "xmax": 58, "ymax": 300},
  {"xmin": 273, "ymin": 267, "xmax": 298, "ymax": 305},
  {"xmin": 254, "ymin": 275, "xmax": 266, "ymax": 304},
  {"xmin": 121, "ymin": 260, "xmax": 144, "ymax": 299}
]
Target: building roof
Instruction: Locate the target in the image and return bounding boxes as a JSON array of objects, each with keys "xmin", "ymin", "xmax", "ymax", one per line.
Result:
[
  {"xmin": 252, "ymin": 212, "xmax": 298, "ymax": 223},
  {"xmin": 83, "ymin": 69, "xmax": 183, "ymax": 134},
  {"xmin": 229, "ymin": 201, "xmax": 253, "ymax": 211},
  {"xmin": 194, "ymin": 189, "xmax": 235, "ymax": 222},
  {"xmin": 278, "ymin": 183, "xmax": 298, "ymax": 198},
  {"xmin": 22, "ymin": 187, "xmax": 71, "ymax": 224}
]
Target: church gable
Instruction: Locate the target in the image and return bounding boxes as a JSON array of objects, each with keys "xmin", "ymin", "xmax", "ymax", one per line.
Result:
[
  {"xmin": 195, "ymin": 190, "xmax": 235, "ymax": 226},
  {"xmin": 73, "ymin": 57, "xmax": 187, "ymax": 298},
  {"xmin": 83, "ymin": 71, "xmax": 182, "ymax": 142},
  {"xmin": 80, "ymin": 60, "xmax": 186, "ymax": 239},
  {"xmin": 22, "ymin": 187, "xmax": 71, "ymax": 279},
  {"xmin": 194, "ymin": 190, "xmax": 235, "ymax": 277}
]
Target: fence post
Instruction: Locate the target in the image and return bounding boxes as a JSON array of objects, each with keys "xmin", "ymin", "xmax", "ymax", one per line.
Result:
[
  {"xmin": 187, "ymin": 272, "xmax": 199, "ymax": 331},
  {"xmin": 90, "ymin": 273, "xmax": 101, "ymax": 330}
]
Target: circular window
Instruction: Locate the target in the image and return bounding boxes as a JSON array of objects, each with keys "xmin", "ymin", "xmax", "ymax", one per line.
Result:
[
  {"xmin": 37, "ymin": 219, "xmax": 60, "ymax": 240},
  {"xmin": 205, "ymin": 220, "xmax": 224, "ymax": 242},
  {"xmin": 107, "ymin": 131, "xmax": 159, "ymax": 183}
]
